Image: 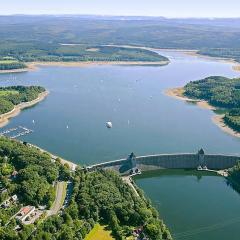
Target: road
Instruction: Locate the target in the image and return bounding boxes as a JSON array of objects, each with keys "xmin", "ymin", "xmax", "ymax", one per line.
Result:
[{"xmin": 47, "ymin": 181, "xmax": 66, "ymax": 217}]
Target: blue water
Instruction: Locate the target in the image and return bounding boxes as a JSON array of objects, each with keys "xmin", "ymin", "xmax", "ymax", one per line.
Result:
[
  {"xmin": 0, "ymin": 51, "xmax": 239, "ymax": 164},
  {"xmin": 1, "ymin": 50, "xmax": 240, "ymax": 240}
]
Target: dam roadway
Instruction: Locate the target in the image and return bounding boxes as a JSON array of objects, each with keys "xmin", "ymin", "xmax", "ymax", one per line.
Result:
[{"xmin": 86, "ymin": 149, "xmax": 240, "ymax": 175}]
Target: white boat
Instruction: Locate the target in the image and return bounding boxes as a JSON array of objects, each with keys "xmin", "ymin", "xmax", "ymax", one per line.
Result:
[
  {"xmin": 106, "ymin": 122, "xmax": 112, "ymax": 129},
  {"xmin": 197, "ymin": 166, "xmax": 202, "ymax": 171}
]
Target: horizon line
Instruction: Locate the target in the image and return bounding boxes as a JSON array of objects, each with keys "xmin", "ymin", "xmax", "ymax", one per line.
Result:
[{"xmin": 0, "ymin": 14, "xmax": 240, "ymax": 19}]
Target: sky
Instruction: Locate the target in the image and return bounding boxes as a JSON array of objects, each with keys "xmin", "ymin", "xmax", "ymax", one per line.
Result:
[{"xmin": 1, "ymin": 0, "xmax": 240, "ymax": 18}]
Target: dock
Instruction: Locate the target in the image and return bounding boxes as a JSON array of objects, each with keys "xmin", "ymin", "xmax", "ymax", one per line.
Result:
[{"xmin": 0, "ymin": 126, "xmax": 33, "ymax": 139}]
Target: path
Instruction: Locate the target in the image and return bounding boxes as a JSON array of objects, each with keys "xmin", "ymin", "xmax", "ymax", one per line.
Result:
[
  {"xmin": 47, "ymin": 181, "xmax": 66, "ymax": 217},
  {"xmin": 122, "ymin": 176, "xmax": 139, "ymax": 197}
]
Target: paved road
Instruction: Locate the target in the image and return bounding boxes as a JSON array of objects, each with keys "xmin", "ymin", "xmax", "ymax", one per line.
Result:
[
  {"xmin": 47, "ymin": 181, "xmax": 66, "ymax": 217},
  {"xmin": 122, "ymin": 176, "xmax": 139, "ymax": 197}
]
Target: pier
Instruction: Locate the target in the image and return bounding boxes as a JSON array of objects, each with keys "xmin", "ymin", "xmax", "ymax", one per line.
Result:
[{"xmin": 0, "ymin": 126, "xmax": 34, "ymax": 139}]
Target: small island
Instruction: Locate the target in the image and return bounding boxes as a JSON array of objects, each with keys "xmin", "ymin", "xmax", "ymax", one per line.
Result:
[
  {"xmin": 0, "ymin": 86, "xmax": 48, "ymax": 127},
  {"xmin": 0, "ymin": 45, "xmax": 169, "ymax": 73},
  {"xmin": 166, "ymin": 76, "xmax": 240, "ymax": 137}
]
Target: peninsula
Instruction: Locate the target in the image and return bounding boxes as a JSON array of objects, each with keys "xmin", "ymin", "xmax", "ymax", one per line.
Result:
[
  {"xmin": 166, "ymin": 76, "xmax": 240, "ymax": 138},
  {"xmin": 0, "ymin": 45, "xmax": 169, "ymax": 73},
  {"xmin": 0, "ymin": 86, "xmax": 48, "ymax": 127}
]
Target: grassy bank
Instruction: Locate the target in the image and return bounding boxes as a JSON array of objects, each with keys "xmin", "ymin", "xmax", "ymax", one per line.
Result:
[{"xmin": 85, "ymin": 223, "xmax": 113, "ymax": 240}]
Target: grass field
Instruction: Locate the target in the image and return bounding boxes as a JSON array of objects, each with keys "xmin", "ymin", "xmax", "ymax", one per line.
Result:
[
  {"xmin": 85, "ymin": 223, "xmax": 114, "ymax": 240},
  {"xmin": 0, "ymin": 60, "xmax": 19, "ymax": 64},
  {"xmin": 0, "ymin": 90, "xmax": 19, "ymax": 96}
]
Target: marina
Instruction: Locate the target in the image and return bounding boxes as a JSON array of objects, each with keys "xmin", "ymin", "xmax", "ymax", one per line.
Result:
[{"xmin": 0, "ymin": 126, "xmax": 33, "ymax": 139}]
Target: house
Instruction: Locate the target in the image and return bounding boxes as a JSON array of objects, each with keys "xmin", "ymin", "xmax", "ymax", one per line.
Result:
[
  {"xmin": 0, "ymin": 194, "xmax": 18, "ymax": 208},
  {"xmin": 16, "ymin": 206, "xmax": 35, "ymax": 223},
  {"xmin": 11, "ymin": 194, "xmax": 18, "ymax": 202},
  {"xmin": 16, "ymin": 206, "xmax": 42, "ymax": 225}
]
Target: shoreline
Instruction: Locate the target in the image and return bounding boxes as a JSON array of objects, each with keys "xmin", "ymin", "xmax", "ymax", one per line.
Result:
[
  {"xmin": 165, "ymin": 87, "xmax": 215, "ymax": 110},
  {"xmin": 0, "ymin": 64, "xmax": 38, "ymax": 74},
  {"xmin": 1, "ymin": 46, "xmax": 239, "ymax": 73},
  {"xmin": 28, "ymin": 143, "xmax": 78, "ymax": 171},
  {"xmin": 28, "ymin": 60, "xmax": 169, "ymax": 67},
  {"xmin": 0, "ymin": 60, "xmax": 169, "ymax": 74},
  {"xmin": 182, "ymin": 51, "xmax": 240, "ymax": 72},
  {"xmin": 0, "ymin": 90, "xmax": 49, "ymax": 128},
  {"xmin": 103, "ymin": 44, "xmax": 240, "ymax": 72},
  {"xmin": 212, "ymin": 115, "xmax": 240, "ymax": 138},
  {"xmin": 165, "ymin": 87, "xmax": 240, "ymax": 138}
]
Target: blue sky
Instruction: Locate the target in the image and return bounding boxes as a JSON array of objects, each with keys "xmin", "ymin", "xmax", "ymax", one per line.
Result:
[{"xmin": 1, "ymin": 0, "xmax": 240, "ymax": 18}]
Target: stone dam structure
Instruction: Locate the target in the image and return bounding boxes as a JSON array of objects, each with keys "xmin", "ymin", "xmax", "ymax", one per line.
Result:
[{"xmin": 86, "ymin": 149, "xmax": 240, "ymax": 175}]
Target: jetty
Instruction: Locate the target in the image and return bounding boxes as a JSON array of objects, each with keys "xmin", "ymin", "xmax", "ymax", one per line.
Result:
[{"xmin": 0, "ymin": 126, "xmax": 34, "ymax": 139}]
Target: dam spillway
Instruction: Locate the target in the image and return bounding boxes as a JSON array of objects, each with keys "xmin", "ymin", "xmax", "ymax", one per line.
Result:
[{"xmin": 86, "ymin": 149, "xmax": 240, "ymax": 174}]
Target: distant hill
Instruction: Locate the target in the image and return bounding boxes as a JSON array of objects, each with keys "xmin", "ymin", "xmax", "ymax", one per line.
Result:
[
  {"xmin": 0, "ymin": 15, "xmax": 240, "ymax": 62},
  {"xmin": 0, "ymin": 15, "xmax": 240, "ymax": 49}
]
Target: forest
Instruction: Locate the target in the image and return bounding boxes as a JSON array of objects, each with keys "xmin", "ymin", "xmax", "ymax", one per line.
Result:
[
  {"xmin": 0, "ymin": 86, "xmax": 45, "ymax": 114},
  {"xmin": 228, "ymin": 161, "xmax": 240, "ymax": 193},
  {"xmin": 0, "ymin": 43, "xmax": 168, "ymax": 64},
  {"xmin": 29, "ymin": 170, "xmax": 171, "ymax": 240},
  {"xmin": 1, "ymin": 16, "xmax": 240, "ymax": 50},
  {"xmin": 183, "ymin": 76, "xmax": 240, "ymax": 132},
  {"xmin": 0, "ymin": 137, "xmax": 171, "ymax": 240},
  {"xmin": 198, "ymin": 48, "xmax": 240, "ymax": 63},
  {"xmin": 0, "ymin": 137, "xmax": 67, "ymax": 237},
  {"xmin": 0, "ymin": 60, "xmax": 26, "ymax": 70},
  {"xmin": 0, "ymin": 15, "xmax": 240, "ymax": 66}
]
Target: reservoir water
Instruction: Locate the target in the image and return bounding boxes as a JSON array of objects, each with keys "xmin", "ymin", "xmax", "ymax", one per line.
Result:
[{"xmin": 0, "ymin": 51, "xmax": 240, "ymax": 239}]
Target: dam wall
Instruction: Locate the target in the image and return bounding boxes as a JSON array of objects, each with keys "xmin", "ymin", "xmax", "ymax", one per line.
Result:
[
  {"xmin": 87, "ymin": 151, "xmax": 240, "ymax": 174},
  {"xmin": 136, "ymin": 154, "xmax": 239, "ymax": 171}
]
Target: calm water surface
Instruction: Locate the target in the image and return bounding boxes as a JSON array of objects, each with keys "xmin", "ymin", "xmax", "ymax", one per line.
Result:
[
  {"xmin": 135, "ymin": 170, "xmax": 240, "ymax": 240},
  {"xmin": 0, "ymin": 51, "xmax": 240, "ymax": 239}
]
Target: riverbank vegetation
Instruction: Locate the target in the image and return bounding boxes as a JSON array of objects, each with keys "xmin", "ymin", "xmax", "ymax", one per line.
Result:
[
  {"xmin": 0, "ymin": 137, "xmax": 72, "ymax": 237},
  {"xmin": 0, "ymin": 43, "xmax": 168, "ymax": 68},
  {"xmin": 0, "ymin": 137, "xmax": 59, "ymax": 207},
  {"xmin": 30, "ymin": 170, "xmax": 172, "ymax": 240},
  {"xmin": 183, "ymin": 76, "xmax": 240, "ymax": 132},
  {"xmin": 0, "ymin": 59, "xmax": 26, "ymax": 70},
  {"xmin": 0, "ymin": 86, "xmax": 45, "ymax": 114},
  {"xmin": 228, "ymin": 161, "xmax": 240, "ymax": 192},
  {"xmin": 198, "ymin": 48, "xmax": 240, "ymax": 63}
]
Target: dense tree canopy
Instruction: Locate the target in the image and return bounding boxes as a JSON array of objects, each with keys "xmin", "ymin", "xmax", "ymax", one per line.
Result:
[
  {"xmin": 228, "ymin": 161, "xmax": 240, "ymax": 193},
  {"xmin": 184, "ymin": 76, "xmax": 240, "ymax": 132},
  {"xmin": 0, "ymin": 86, "xmax": 45, "ymax": 114},
  {"xmin": 0, "ymin": 137, "xmax": 59, "ymax": 206},
  {"xmin": 0, "ymin": 137, "xmax": 172, "ymax": 239},
  {"xmin": 0, "ymin": 60, "xmax": 26, "ymax": 70},
  {"xmin": 0, "ymin": 43, "xmax": 168, "ymax": 65},
  {"xmin": 16, "ymin": 170, "xmax": 172, "ymax": 240}
]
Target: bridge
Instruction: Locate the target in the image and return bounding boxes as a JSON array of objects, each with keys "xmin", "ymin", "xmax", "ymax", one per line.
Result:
[{"xmin": 86, "ymin": 149, "xmax": 240, "ymax": 175}]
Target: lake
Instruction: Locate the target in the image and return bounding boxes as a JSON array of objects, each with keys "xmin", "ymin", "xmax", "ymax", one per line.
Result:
[
  {"xmin": 135, "ymin": 170, "xmax": 240, "ymax": 240},
  {"xmin": 0, "ymin": 50, "xmax": 240, "ymax": 239}
]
